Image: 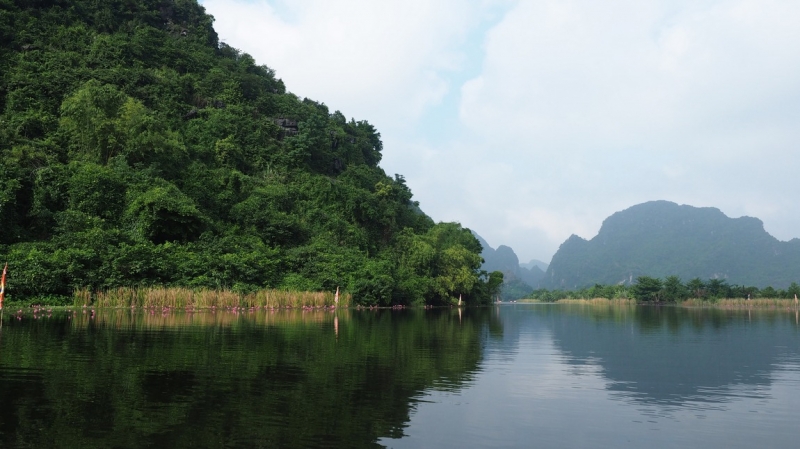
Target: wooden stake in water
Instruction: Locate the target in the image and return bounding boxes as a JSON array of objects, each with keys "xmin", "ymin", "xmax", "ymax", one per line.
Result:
[
  {"xmin": 334, "ymin": 286, "xmax": 339, "ymax": 306},
  {"xmin": 0, "ymin": 262, "xmax": 7, "ymax": 311}
]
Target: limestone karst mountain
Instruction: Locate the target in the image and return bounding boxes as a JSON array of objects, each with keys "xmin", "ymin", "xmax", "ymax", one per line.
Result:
[{"xmin": 544, "ymin": 201, "xmax": 800, "ymax": 289}]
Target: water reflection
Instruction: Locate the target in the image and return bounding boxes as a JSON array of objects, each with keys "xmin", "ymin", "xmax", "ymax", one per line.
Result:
[
  {"xmin": 544, "ymin": 305, "xmax": 800, "ymax": 408},
  {"xmin": 3, "ymin": 304, "xmax": 799, "ymax": 448},
  {"xmin": 383, "ymin": 304, "xmax": 800, "ymax": 449},
  {"xmin": 0, "ymin": 307, "xmax": 498, "ymax": 448}
]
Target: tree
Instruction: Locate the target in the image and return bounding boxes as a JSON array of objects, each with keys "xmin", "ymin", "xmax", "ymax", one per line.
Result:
[
  {"xmin": 59, "ymin": 80, "xmax": 129, "ymax": 165},
  {"xmin": 760, "ymin": 286, "xmax": 778, "ymax": 298},
  {"xmin": 662, "ymin": 276, "xmax": 687, "ymax": 302},
  {"xmin": 706, "ymin": 278, "xmax": 728, "ymax": 298},
  {"xmin": 686, "ymin": 278, "xmax": 705, "ymax": 299},
  {"xmin": 631, "ymin": 276, "xmax": 663, "ymax": 302},
  {"xmin": 67, "ymin": 162, "xmax": 126, "ymax": 220},
  {"xmin": 788, "ymin": 282, "xmax": 800, "ymax": 299},
  {"xmin": 483, "ymin": 271, "xmax": 504, "ymax": 302},
  {"xmin": 59, "ymin": 80, "xmax": 185, "ymax": 168},
  {"xmin": 125, "ymin": 182, "xmax": 207, "ymax": 244}
]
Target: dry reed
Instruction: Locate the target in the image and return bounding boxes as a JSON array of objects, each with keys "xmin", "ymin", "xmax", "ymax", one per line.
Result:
[
  {"xmin": 73, "ymin": 287, "xmax": 351, "ymax": 309},
  {"xmin": 556, "ymin": 298, "xmax": 637, "ymax": 305}
]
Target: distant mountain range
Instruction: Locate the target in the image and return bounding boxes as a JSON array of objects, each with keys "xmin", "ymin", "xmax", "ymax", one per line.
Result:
[
  {"xmin": 472, "ymin": 233, "xmax": 547, "ymax": 299},
  {"xmin": 519, "ymin": 259, "xmax": 549, "ymax": 272},
  {"xmin": 543, "ymin": 200, "xmax": 800, "ymax": 289}
]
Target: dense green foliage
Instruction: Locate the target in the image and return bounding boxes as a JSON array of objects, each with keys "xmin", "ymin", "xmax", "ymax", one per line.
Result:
[
  {"xmin": 0, "ymin": 0, "xmax": 500, "ymax": 305},
  {"xmin": 544, "ymin": 201, "xmax": 800, "ymax": 289},
  {"xmin": 528, "ymin": 275, "xmax": 800, "ymax": 303}
]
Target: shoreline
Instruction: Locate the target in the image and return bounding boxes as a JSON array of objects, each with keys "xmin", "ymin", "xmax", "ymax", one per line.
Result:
[{"xmin": 518, "ymin": 297, "xmax": 800, "ymax": 310}]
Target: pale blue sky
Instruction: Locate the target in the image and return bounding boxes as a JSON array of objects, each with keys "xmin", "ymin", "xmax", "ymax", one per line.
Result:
[{"xmin": 200, "ymin": 0, "xmax": 800, "ymax": 263}]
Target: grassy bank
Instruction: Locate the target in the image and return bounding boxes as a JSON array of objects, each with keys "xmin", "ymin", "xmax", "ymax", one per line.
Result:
[
  {"xmin": 521, "ymin": 297, "xmax": 800, "ymax": 310},
  {"xmin": 554, "ymin": 298, "xmax": 637, "ymax": 305},
  {"xmin": 519, "ymin": 298, "xmax": 637, "ymax": 305},
  {"xmin": 73, "ymin": 287, "xmax": 351, "ymax": 309},
  {"xmin": 681, "ymin": 297, "xmax": 800, "ymax": 309}
]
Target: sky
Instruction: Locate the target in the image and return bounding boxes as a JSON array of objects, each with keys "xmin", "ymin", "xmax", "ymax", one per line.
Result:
[{"xmin": 200, "ymin": 0, "xmax": 800, "ymax": 264}]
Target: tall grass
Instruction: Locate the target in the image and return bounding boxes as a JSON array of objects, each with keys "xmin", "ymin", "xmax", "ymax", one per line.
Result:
[
  {"xmin": 73, "ymin": 287, "xmax": 351, "ymax": 309},
  {"xmin": 681, "ymin": 297, "xmax": 800, "ymax": 309},
  {"xmin": 555, "ymin": 297, "xmax": 637, "ymax": 305}
]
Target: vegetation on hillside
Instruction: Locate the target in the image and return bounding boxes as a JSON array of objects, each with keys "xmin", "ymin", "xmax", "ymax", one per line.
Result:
[{"xmin": 0, "ymin": 0, "xmax": 502, "ymax": 305}]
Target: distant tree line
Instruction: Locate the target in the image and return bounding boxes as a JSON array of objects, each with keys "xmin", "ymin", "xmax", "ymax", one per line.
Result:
[{"xmin": 527, "ymin": 276, "xmax": 800, "ymax": 303}]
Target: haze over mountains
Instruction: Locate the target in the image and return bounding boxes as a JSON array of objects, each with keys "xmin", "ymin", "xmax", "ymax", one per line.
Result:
[{"xmin": 473, "ymin": 232, "xmax": 546, "ymax": 299}]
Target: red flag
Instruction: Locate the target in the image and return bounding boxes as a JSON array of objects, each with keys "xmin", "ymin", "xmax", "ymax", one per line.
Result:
[{"xmin": 0, "ymin": 262, "xmax": 7, "ymax": 310}]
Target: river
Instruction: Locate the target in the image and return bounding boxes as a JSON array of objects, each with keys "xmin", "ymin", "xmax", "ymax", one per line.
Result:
[{"xmin": 1, "ymin": 304, "xmax": 798, "ymax": 448}]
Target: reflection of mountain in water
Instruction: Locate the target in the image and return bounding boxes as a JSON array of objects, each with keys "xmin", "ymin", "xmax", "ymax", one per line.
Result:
[{"xmin": 546, "ymin": 306, "xmax": 800, "ymax": 406}]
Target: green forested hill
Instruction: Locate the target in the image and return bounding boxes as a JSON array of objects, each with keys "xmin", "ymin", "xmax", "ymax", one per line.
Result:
[
  {"xmin": 0, "ymin": 0, "xmax": 500, "ymax": 304},
  {"xmin": 544, "ymin": 201, "xmax": 800, "ymax": 289}
]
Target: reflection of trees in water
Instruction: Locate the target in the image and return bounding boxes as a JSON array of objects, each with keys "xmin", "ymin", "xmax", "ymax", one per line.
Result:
[
  {"xmin": 546, "ymin": 305, "xmax": 800, "ymax": 407},
  {"xmin": 0, "ymin": 307, "xmax": 498, "ymax": 447}
]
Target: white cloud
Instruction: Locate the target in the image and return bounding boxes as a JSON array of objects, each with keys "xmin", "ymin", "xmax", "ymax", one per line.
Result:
[{"xmin": 452, "ymin": 0, "xmax": 800, "ymax": 259}]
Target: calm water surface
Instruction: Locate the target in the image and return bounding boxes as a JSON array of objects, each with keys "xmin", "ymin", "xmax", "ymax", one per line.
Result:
[{"xmin": 1, "ymin": 304, "xmax": 798, "ymax": 448}]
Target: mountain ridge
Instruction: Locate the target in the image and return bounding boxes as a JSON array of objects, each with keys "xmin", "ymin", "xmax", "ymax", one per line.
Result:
[{"xmin": 473, "ymin": 231, "xmax": 545, "ymax": 299}]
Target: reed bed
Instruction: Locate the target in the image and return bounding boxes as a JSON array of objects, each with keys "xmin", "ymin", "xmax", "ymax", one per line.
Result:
[
  {"xmin": 681, "ymin": 297, "xmax": 800, "ymax": 309},
  {"xmin": 73, "ymin": 287, "xmax": 352, "ymax": 309},
  {"xmin": 555, "ymin": 297, "xmax": 637, "ymax": 305}
]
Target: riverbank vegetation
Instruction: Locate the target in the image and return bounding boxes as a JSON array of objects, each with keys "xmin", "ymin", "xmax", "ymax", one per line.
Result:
[
  {"xmin": 526, "ymin": 275, "xmax": 800, "ymax": 307},
  {"xmin": 0, "ymin": 1, "xmax": 502, "ymax": 307},
  {"xmin": 73, "ymin": 286, "xmax": 350, "ymax": 309}
]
